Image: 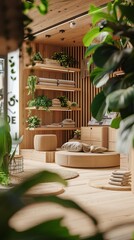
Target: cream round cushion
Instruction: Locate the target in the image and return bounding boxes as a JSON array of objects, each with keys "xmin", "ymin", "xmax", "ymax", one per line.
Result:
[
  {"xmin": 34, "ymin": 134, "xmax": 57, "ymax": 151},
  {"xmin": 55, "ymin": 151, "xmax": 120, "ymax": 168}
]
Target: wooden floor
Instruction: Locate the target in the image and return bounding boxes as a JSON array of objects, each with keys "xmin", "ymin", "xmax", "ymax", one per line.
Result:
[{"xmin": 10, "ymin": 157, "xmax": 134, "ymax": 240}]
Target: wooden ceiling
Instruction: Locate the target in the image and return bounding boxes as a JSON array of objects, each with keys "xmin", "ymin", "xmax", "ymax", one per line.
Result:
[{"xmin": 29, "ymin": 0, "xmax": 110, "ymax": 46}]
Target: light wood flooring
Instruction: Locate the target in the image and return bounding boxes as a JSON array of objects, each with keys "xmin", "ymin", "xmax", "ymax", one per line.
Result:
[{"xmin": 10, "ymin": 157, "xmax": 134, "ymax": 240}]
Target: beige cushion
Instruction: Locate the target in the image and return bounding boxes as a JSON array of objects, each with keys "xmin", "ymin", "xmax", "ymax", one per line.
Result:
[
  {"xmin": 34, "ymin": 134, "xmax": 57, "ymax": 151},
  {"xmin": 55, "ymin": 151, "xmax": 120, "ymax": 168},
  {"xmin": 90, "ymin": 145, "xmax": 107, "ymax": 153},
  {"xmin": 82, "ymin": 143, "xmax": 91, "ymax": 152},
  {"xmin": 61, "ymin": 141, "xmax": 83, "ymax": 152}
]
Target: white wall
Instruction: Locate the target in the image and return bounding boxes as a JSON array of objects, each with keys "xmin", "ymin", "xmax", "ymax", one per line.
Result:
[{"xmin": 8, "ymin": 50, "xmax": 19, "ymax": 142}]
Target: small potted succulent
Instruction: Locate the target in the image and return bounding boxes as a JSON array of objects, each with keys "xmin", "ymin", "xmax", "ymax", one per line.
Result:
[{"xmin": 73, "ymin": 129, "xmax": 81, "ymax": 139}]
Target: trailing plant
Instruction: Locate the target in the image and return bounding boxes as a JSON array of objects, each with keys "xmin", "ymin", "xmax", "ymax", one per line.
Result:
[
  {"xmin": 52, "ymin": 51, "xmax": 76, "ymax": 68},
  {"xmin": 27, "ymin": 75, "xmax": 38, "ymax": 99},
  {"xmin": 83, "ymin": 0, "xmax": 134, "ymax": 154},
  {"xmin": 26, "ymin": 115, "xmax": 41, "ymax": 128}
]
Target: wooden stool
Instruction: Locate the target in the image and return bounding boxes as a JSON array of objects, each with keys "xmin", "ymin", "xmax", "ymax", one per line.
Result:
[{"xmin": 34, "ymin": 134, "xmax": 57, "ymax": 151}]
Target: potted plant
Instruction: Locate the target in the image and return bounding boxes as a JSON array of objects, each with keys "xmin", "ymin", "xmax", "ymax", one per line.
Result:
[
  {"xmin": 83, "ymin": 0, "xmax": 134, "ymax": 155},
  {"xmin": 73, "ymin": 129, "xmax": 81, "ymax": 139},
  {"xmin": 26, "ymin": 115, "xmax": 41, "ymax": 129},
  {"xmin": 34, "ymin": 95, "xmax": 52, "ymax": 110},
  {"xmin": 57, "ymin": 95, "xmax": 68, "ymax": 107},
  {"xmin": 52, "ymin": 51, "xmax": 76, "ymax": 68},
  {"xmin": 32, "ymin": 51, "xmax": 44, "ymax": 64}
]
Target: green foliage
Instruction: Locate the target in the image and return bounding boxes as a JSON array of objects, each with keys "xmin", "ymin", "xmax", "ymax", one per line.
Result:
[
  {"xmin": 83, "ymin": 0, "xmax": 134, "ymax": 154},
  {"xmin": 0, "ymin": 119, "xmax": 12, "ymax": 185},
  {"xmin": 57, "ymin": 95, "xmax": 68, "ymax": 107},
  {"xmin": 0, "ymin": 118, "xmax": 23, "ymax": 185},
  {"xmin": 27, "ymin": 75, "xmax": 38, "ymax": 99},
  {"xmin": 32, "ymin": 51, "xmax": 44, "ymax": 64},
  {"xmin": 0, "ymin": 169, "xmax": 104, "ymax": 240},
  {"xmin": 23, "ymin": 0, "xmax": 48, "ymax": 64},
  {"xmin": 52, "ymin": 52, "xmax": 76, "ymax": 68},
  {"xmin": 34, "ymin": 95, "xmax": 52, "ymax": 110},
  {"xmin": 26, "ymin": 115, "xmax": 41, "ymax": 128}
]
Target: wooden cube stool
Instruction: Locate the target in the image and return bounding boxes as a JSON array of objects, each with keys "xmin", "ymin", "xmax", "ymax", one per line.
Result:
[{"xmin": 34, "ymin": 134, "xmax": 57, "ymax": 151}]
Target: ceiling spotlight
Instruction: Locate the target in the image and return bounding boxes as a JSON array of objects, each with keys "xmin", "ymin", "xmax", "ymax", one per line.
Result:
[
  {"xmin": 70, "ymin": 21, "xmax": 77, "ymax": 29},
  {"xmin": 59, "ymin": 29, "xmax": 65, "ymax": 33},
  {"xmin": 45, "ymin": 34, "xmax": 51, "ymax": 38}
]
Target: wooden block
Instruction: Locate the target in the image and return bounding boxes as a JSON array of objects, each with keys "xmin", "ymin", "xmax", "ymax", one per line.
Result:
[
  {"xmin": 81, "ymin": 126, "xmax": 108, "ymax": 148},
  {"xmin": 44, "ymin": 151, "xmax": 55, "ymax": 163},
  {"xmin": 108, "ymin": 127, "xmax": 119, "ymax": 141},
  {"xmin": 20, "ymin": 149, "xmax": 55, "ymax": 162}
]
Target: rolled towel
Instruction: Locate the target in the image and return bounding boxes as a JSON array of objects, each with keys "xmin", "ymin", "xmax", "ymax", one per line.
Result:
[{"xmin": 90, "ymin": 145, "xmax": 107, "ymax": 153}]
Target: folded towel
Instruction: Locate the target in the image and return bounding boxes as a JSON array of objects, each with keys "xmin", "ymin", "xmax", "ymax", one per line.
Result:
[
  {"xmin": 109, "ymin": 180, "xmax": 131, "ymax": 186},
  {"xmin": 112, "ymin": 170, "xmax": 131, "ymax": 177},
  {"xmin": 90, "ymin": 145, "xmax": 107, "ymax": 153},
  {"xmin": 110, "ymin": 177, "xmax": 131, "ymax": 183},
  {"xmin": 111, "ymin": 174, "xmax": 131, "ymax": 181}
]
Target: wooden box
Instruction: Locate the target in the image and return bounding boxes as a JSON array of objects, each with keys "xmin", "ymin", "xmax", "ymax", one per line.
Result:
[{"xmin": 81, "ymin": 126, "xmax": 108, "ymax": 148}]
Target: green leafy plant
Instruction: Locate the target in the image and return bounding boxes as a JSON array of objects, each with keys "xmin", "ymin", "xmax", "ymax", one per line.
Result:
[
  {"xmin": 34, "ymin": 95, "xmax": 52, "ymax": 110},
  {"xmin": 0, "ymin": 119, "xmax": 23, "ymax": 185},
  {"xmin": 23, "ymin": 1, "xmax": 48, "ymax": 64},
  {"xmin": 83, "ymin": 0, "xmax": 134, "ymax": 154},
  {"xmin": 27, "ymin": 75, "xmax": 38, "ymax": 99},
  {"xmin": 52, "ymin": 52, "xmax": 76, "ymax": 68},
  {"xmin": 26, "ymin": 115, "xmax": 41, "ymax": 128},
  {"xmin": 58, "ymin": 95, "xmax": 68, "ymax": 107},
  {"xmin": 0, "ymin": 169, "xmax": 104, "ymax": 240},
  {"xmin": 73, "ymin": 129, "xmax": 81, "ymax": 139},
  {"xmin": 71, "ymin": 101, "xmax": 78, "ymax": 107},
  {"xmin": 32, "ymin": 51, "xmax": 44, "ymax": 64}
]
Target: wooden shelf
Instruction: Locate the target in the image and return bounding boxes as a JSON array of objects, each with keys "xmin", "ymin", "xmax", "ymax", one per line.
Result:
[
  {"xmin": 26, "ymin": 127, "xmax": 77, "ymax": 131},
  {"xmin": 25, "ymin": 63, "xmax": 80, "ymax": 73},
  {"xmin": 25, "ymin": 106, "xmax": 81, "ymax": 111},
  {"xmin": 26, "ymin": 85, "xmax": 81, "ymax": 92}
]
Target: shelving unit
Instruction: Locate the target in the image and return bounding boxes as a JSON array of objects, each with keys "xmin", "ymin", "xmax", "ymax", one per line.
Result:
[
  {"xmin": 26, "ymin": 63, "xmax": 80, "ymax": 73},
  {"xmin": 21, "ymin": 62, "xmax": 81, "ymax": 148}
]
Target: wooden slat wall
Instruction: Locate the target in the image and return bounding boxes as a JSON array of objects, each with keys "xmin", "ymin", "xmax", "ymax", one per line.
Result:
[
  {"xmin": 20, "ymin": 43, "xmax": 101, "ymax": 149},
  {"xmin": 63, "ymin": 45, "xmax": 101, "ymax": 130}
]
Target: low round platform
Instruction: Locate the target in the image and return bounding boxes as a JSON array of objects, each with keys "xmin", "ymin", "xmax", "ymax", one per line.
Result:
[{"xmin": 55, "ymin": 151, "xmax": 120, "ymax": 168}]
